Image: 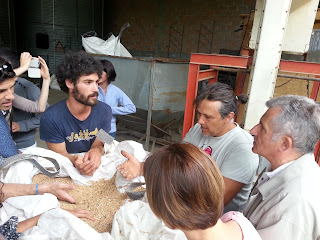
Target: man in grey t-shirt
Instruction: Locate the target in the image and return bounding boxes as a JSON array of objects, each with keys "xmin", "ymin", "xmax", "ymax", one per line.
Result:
[
  {"xmin": 183, "ymin": 83, "xmax": 258, "ymax": 212},
  {"xmin": 118, "ymin": 82, "xmax": 259, "ymax": 212},
  {"xmin": 184, "ymin": 123, "xmax": 258, "ymax": 212}
]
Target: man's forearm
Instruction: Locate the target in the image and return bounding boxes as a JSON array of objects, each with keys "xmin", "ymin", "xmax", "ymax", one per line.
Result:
[
  {"xmin": 50, "ymin": 149, "xmax": 76, "ymax": 165},
  {"xmin": 46, "ymin": 142, "xmax": 77, "ymax": 165},
  {"xmin": 2, "ymin": 183, "xmax": 49, "ymax": 201},
  {"xmin": 90, "ymin": 145, "xmax": 104, "ymax": 155},
  {"xmin": 90, "ymin": 138, "xmax": 104, "ymax": 156}
]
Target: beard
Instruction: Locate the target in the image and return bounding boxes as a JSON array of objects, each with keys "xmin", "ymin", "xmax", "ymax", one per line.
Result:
[{"xmin": 73, "ymin": 85, "xmax": 98, "ymax": 106}]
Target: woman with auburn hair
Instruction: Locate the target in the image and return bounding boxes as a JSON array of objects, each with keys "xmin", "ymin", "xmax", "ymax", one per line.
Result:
[{"xmin": 143, "ymin": 143, "xmax": 261, "ymax": 240}]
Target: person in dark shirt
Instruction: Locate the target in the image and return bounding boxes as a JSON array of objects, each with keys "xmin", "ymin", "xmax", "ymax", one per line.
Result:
[{"xmin": 40, "ymin": 51, "xmax": 112, "ymax": 176}]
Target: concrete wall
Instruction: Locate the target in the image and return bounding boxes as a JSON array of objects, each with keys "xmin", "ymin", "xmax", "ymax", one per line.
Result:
[{"xmin": 106, "ymin": 0, "xmax": 252, "ymax": 58}]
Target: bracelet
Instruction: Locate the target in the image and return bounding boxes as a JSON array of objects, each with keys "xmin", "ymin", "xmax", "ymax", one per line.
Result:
[{"xmin": 35, "ymin": 184, "xmax": 40, "ymax": 195}]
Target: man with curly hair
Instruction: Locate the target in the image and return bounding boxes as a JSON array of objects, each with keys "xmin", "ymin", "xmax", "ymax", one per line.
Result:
[{"xmin": 40, "ymin": 51, "xmax": 112, "ymax": 176}]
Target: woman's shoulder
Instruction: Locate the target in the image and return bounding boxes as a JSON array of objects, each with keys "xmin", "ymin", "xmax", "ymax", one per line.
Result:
[{"xmin": 221, "ymin": 211, "xmax": 261, "ymax": 240}]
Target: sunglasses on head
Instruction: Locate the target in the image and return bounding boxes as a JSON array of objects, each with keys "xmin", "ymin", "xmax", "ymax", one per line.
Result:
[{"xmin": 0, "ymin": 63, "xmax": 14, "ymax": 78}]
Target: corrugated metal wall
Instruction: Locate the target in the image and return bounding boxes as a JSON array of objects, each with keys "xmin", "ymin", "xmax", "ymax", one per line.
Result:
[
  {"xmin": 0, "ymin": 0, "xmax": 16, "ymax": 49},
  {"xmin": 15, "ymin": 0, "xmax": 103, "ymax": 72},
  {"xmin": 308, "ymin": 29, "xmax": 320, "ymax": 62}
]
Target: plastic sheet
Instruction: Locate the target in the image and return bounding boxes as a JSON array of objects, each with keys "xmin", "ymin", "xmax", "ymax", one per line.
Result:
[
  {"xmin": 111, "ymin": 200, "xmax": 187, "ymax": 240},
  {"xmin": 82, "ymin": 33, "xmax": 132, "ymax": 58}
]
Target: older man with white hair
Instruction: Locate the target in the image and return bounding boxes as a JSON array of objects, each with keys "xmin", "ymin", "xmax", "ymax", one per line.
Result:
[{"xmin": 244, "ymin": 95, "xmax": 320, "ymax": 240}]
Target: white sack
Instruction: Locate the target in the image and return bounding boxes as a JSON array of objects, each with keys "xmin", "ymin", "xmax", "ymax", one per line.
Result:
[
  {"xmin": 111, "ymin": 200, "xmax": 187, "ymax": 240},
  {"xmin": 49, "ymin": 74, "xmax": 60, "ymax": 90},
  {"xmin": 1, "ymin": 194, "xmax": 112, "ymax": 240},
  {"xmin": 0, "ymin": 140, "xmax": 150, "ymax": 239},
  {"xmin": 1, "ymin": 140, "xmax": 147, "ymax": 186},
  {"xmin": 112, "ymin": 141, "xmax": 148, "ymax": 193},
  {"xmin": 82, "ymin": 34, "xmax": 132, "ymax": 58}
]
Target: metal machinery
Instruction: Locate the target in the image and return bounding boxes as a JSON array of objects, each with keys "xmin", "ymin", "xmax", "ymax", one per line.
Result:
[{"xmin": 96, "ymin": 54, "xmax": 189, "ymax": 151}]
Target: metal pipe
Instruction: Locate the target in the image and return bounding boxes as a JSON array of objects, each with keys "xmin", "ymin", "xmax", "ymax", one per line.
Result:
[
  {"xmin": 277, "ymin": 74, "xmax": 320, "ymax": 82},
  {"xmin": 205, "ymin": 66, "xmax": 250, "ymax": 73},
  {"xmin": 145, "ymin": 61, "xmax": 156, "ymax": 151},
  {"xmin": 201, "ymin": 67, "xmax": 320, "ymax": 82}
]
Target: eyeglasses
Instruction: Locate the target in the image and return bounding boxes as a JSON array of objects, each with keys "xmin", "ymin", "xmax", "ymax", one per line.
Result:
[{"xmin": 0, "ymin": 64, "xmax": 14, "ymax": 78}]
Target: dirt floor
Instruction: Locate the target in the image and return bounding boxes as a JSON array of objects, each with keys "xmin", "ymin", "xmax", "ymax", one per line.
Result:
[{"xmin": 274, "ymin": 75, "xmax": 319, "ymax": 99}]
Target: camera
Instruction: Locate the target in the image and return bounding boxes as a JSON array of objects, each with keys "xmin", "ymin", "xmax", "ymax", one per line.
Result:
[
  {"xmin": 29, "ymin": 57, "xmax": 40, "ymax": 68},
  {"xmin": 28, "ymin": 57, "xmax": 41, "ymax": 78}
]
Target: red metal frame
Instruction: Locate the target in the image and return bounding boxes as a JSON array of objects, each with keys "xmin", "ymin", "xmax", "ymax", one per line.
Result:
[
  {"xmin": 315, "ymin": 141, "xmax": 320, "ymax": 165},
  {"xmin": 183, "ymin": 53, "xmax": 320, "ymax": 160},
  {"xmin": 182, "ymin": 54, "xmax": 249, "ymax": 137},
  {"xmin": 279, "ymin": 60, "xmax": 320, "ymax": 75},
  {"xmin": 314, "ymin": 78, "xmax": 320, "ymax": 165},
  {"xmin": 190, "ymin": 53, "xmax": 249, "ymax": 68}
]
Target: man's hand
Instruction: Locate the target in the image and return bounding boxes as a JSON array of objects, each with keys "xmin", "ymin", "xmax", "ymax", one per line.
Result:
[
  {"xmin": 116, "ymin": 150, "xmax": 143, "ymax": 181},
  {"xmin": 80, "ymin": 147, "xmax": 102, "ymax": 176},
  {"xmin": 40, "ymin": 182, "xmax": 75, "ymax": 204},
  {"xmin": 72, "ymin": 154, "xmax": 90, "ymax": 175},
  {"xmin": 11, "ymin": 122, "xmax": 20, "ymax": 132},
  {"xmin": 65, "ymin": 209, "xmax": 95, "ymax": 221}
]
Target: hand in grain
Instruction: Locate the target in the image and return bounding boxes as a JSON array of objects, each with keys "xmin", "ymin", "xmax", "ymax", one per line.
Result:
[
  {"xmin": 66, "ymin": 209, "xmax": 95, "ymax": 221},
  {"xmin": 33, "ymin": 174, "xmax": 127, "ymax": 233},
  {"xmin": 44, "ymin": 182, "xmax": 76, "ymax": 203}
]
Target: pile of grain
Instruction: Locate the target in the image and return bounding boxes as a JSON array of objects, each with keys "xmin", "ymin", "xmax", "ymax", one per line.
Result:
[{"xmin": 32, "ymin": 174, "xmax": 127, "ymax": 233}]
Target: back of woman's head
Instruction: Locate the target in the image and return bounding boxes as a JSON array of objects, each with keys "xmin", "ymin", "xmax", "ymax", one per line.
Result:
[
  {"xmin": 0, "ymin": 57, "xmax": 16, "ymax": 83},
  {"xmin": 143, "ymin": 143, "xmax": 225, "ymax": 230},
  {"xmin": 100, "ymin": 60, "xmax": 116, "ymax": 83}
]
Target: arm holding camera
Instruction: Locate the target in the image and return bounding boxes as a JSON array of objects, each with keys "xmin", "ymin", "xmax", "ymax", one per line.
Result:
[
  {"xmin": 12, "ymin": 53, "xmax": 50, "ymax": 113},
  {"xmin": 38, "ymin": 56, "xmax": 50, "ymax": 112}
]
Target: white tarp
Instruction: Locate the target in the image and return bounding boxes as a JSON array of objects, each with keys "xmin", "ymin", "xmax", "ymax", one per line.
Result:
[
  {"xmin": 0, "ymin": 140, "xmax": 186, "ymax": 239},
  {"xmin": 111, "ymin": 200, "xmax": 186, "ymax": 240},
  {"xmin": 82, "ymin": 34, "xmax": 132, "ymax": 58}
]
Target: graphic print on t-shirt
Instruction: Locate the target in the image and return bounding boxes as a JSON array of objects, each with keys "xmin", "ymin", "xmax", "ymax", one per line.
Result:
[
  {"xmin": 204, "ymin": 146, "xmax": 213, "ymax": 156},
  {"xmin": 66, "ymin": 128, "xmax": 98, "ymax": 142}
]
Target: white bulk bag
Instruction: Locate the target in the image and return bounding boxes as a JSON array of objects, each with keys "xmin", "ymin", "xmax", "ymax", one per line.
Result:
[{"xmin": 82, "ymin": 32, "xmax": 132, "ymax": 58}]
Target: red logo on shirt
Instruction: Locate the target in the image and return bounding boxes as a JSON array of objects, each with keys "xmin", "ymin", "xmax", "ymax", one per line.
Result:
[{"xmin": 204, "ymin": 146, "xmax": 212, "ymax": 156}]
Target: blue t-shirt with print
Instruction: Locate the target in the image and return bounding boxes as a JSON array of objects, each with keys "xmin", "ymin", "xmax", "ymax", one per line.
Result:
[{"xmin": 40, "ymin": 100, "xmax": 112, "ymax": 154}]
